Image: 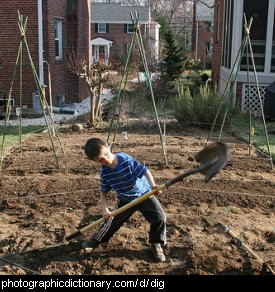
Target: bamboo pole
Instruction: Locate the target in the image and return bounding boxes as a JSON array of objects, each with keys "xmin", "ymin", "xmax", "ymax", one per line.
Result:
[
  {"xmin": 110, "ymin": 17, "xmax": 140, "ymax": 149},
  {"xmin": 107, "ymin": 12, "xmax": 168, "ymax": 166},
  {"xmin": 248, "ymin": 32, "xmax": 273, "ymax": 170},
  {"xmin": 17, "ymin": 13, "xmax": 64, "ymax": 169},
  {"xmin": 1, "ymin": 12, "xmax": 64, "ymax": 171},
  {"xmin": 19, "ymin": 15, "xmax": 23, "ymax": 155},
  {"xmin": 17, "ymin": 16, "xmax": 60, "ymax": 169},
  {"xmin": 244, "ymin": 15, "xmax": 273, "ymax": 170},
  {"xmin": 206, "ymin": 18, "xmax": 253, "ymax": 144},
  {"xmin": 107, "ymin": 19, "xmax": 138, "ymax": 145},
  {"xmin": 246, "ymin": 29, "xmax": 252, "ymax": 156},
  {"xmin": 17, "ymin": 13, "xmax": 62, "ymax": 149},
  {"xmin": 247, "ymin": 38, "xmax": 273, "ymax": 170},
  {"xmin": 0, "ymin": 39, "xmax": 23, "ymax": 170},
  {"xmin": 132, "ymin": 11, "xmax": 168, "ymax": 165},
  {"xmin": 43, "ymin": 60, "xmax": 55, "ymax": 137}
]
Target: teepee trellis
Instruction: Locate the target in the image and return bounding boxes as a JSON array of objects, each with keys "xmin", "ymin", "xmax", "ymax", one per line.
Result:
[
  {"xmin": 0, "ymin": 11, "xmax": 64, "ymax": 171},
  {"xmin": 207, "ymin": 15, "xmax": 273, "ymax": 170},
  {"xmin": 107, "ymin": 11, "xmax": 168, "ymax": 165}
]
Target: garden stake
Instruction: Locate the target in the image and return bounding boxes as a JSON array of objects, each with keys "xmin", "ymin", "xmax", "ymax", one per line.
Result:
[
  {"xmin": 205, "ymin": 216, "xmax": 275, "ymax": 275},
  {"xmin": 65, "ymin": 142, "xmax": 229, "ymax": 241}
]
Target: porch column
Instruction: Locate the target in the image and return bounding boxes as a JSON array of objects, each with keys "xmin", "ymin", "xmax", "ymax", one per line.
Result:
[
  {"xmin": 231, "ymin": 0, "xmax": 244, "ymax": 71},
  {"xmin": 107, "ymin": 45, "xmax": 110, "ymax": 65}
]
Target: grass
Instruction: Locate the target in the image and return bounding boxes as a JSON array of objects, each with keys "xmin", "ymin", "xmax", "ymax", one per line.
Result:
[
  {"xmin": 231, "ymin": 114, "xmax": 275, "ymax": 159},
  {"xmin": 0, "ymin": 125, "xmax": 46, "ymax": 152}
]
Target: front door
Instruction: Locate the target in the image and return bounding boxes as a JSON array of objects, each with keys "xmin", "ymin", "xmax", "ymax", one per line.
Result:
[
  {"xmin": 99, "ymin": 46, "xmax": 105, "ymax": 62},
  {"xmin": 92, "ymin": 45, "xmax": 107, "ymax": 64}
]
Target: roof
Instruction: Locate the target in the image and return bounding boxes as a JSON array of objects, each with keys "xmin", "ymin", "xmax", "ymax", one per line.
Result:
[
  {"xmin": 91, "ymin": 37, "xmax": 113, "ymax": 46},
  {"xmin": 91, "ymin": 3, "xmax": 150, "ymax": 23}
]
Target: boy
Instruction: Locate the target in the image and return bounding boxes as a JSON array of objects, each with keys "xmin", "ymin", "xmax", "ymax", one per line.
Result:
[{"xmin": 82, "ymin": 137, "xmax": 166, "ymax": 262}]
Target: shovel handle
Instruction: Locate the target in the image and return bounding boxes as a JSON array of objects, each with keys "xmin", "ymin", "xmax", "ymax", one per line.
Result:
[{"xmin": 165, "ymin": 159, "xmax": 217, "ymax": 186}]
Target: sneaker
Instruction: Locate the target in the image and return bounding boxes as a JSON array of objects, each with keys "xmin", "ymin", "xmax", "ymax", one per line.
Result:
[
  {"xmin": 151, "ymin": 243, "xmax": 166, "ymax": 262},
  {"xmin": 81, "ymin": 237, "xmax": 99, "ymax": 252}
]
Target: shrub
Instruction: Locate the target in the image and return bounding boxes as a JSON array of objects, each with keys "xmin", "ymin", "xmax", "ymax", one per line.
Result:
[{"xmin": 173, "ymin": 85, "xmax": 235, "ymax": 127}]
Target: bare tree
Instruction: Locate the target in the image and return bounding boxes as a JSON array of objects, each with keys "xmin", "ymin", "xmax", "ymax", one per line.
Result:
[
  {"xmin": 66, "ymin": 52, "xmax": 110, "ymax": 126},
  {"xmin": 148, "ymin": 0, "xmax": 215, "ymax": 53}
]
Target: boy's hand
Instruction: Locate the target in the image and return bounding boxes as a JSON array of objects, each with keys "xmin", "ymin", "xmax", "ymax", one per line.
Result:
[
  {"xmin": 102, "ymin": 208, "xmax": 112, "ymax": 222},
  {"xmin": 152, "ymin": 185, "xmax": 162, "ymax": 195}
]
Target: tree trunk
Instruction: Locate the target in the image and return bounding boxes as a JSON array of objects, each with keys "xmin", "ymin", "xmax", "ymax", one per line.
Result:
[
  {"xmin": 88, "ymin": 86, "xmax": 96, "ymax": 125},
  {"xmin": 95, "ymin": 81, "xmax": 104, "ymax": 122}
]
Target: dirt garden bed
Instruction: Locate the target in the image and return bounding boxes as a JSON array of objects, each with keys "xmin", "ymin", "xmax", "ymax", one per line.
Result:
[{"xmin": 0, "ymin": 121, "xmax": 274, "ymax": 275}]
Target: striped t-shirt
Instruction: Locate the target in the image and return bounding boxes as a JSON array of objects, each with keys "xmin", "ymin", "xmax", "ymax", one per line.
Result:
[{"xmin": 100, "ymin": 153, "xmax": 150, "ymax": 202}]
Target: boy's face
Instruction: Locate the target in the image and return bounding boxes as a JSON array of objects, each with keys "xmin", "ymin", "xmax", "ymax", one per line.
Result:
[{"xmin": 93, "ymin": 146, "xmax": 113, "ymax": 167}]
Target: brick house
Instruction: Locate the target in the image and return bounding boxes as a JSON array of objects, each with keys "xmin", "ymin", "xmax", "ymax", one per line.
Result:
[
  {"xmin": 212, "ymin": 0, "xmax": 275, "ymax": 114},
  {"xmin": 90, "ymin": 3, "xmax": 160, "ymax": 65},
  {"xmin": 0, "ymin": 0, "xmax": 90, "ymax": 113},
  {"xmin": 192, "ymin": 0, "xmax": 214, "ymax": 69}
]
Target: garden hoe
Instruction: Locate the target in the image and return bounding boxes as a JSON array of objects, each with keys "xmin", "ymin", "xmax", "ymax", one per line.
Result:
[{"xmin": 65, "ymin": 142, "xmax": 229, "ymax": 241}]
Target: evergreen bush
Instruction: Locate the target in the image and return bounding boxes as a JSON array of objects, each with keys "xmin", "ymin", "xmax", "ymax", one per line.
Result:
[{"xmin": 173, "ymin": 85, "xmax": 235, "ymax": 127}]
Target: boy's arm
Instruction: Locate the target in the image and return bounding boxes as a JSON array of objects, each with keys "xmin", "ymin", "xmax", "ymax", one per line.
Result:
[
  {"xmin": 145, "ymin": 169, "xmax": 162, "ymax": 194},
  {"xmin": 100, "ymin": 192, "xmax": 112, "ymax": 221},
  {"xmin": 144, "ymin": 169, "xmax": 156, "ymax": 188}
]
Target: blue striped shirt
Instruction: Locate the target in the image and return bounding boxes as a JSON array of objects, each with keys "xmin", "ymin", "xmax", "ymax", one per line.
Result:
[{"xmin": 100, "ymin": 153, "xmax": 150, "ymax": 202}]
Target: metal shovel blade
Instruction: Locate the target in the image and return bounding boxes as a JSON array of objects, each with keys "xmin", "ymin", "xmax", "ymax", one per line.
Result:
[{"xmin": 195, "ymin": 142, "xmax": 230, "ymax": 182}]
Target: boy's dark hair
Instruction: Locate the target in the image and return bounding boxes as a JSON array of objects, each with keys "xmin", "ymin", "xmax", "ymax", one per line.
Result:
[{"xmin": 84, "ymin": 138, "xmax": 108, "ymax": 160}]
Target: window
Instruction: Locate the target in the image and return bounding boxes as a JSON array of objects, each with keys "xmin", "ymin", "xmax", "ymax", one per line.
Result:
[
  {"xmin": 241, "ymin": 0, "xmax": 268, "ymax": 72},
  {"xmin": 57, "ymin": 93, "xmax": 65, "ymax": 105},
  {"xmin": 55, "ymin": 19, "xmax": 63, "ymax": 60},
  {"xmin": 206, "ymin": 42, "xmax": 213, "ymax": 56},
  {"xmin": 98, "ymin": 23, "xmax": 107, "ymax": 34},
  {"xmin": 127, "ymin": 24, "xmax": 134, "ymax": 34},
  {"xmin": 222, "ymin": 0, "xmax": 234, "ymax": 69},
  {"xmin": 95, "ymin": 23, "xmax": 109, "ymax": 34},
  {"xmin": 0, "ymin": 99, "xmax": 14, "ymax": 107}
]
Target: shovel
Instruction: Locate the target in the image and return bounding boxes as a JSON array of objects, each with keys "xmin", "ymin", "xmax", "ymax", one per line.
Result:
[{"xmin": 65, "ymin": 142, "xmax": 229, "ymax": 241}]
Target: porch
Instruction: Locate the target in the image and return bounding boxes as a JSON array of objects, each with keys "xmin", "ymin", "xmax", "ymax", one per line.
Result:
[
  {"xmin": 220, "ymin": 0, "xmax": 275, "ymax": 114},
  {"xmin": 91, "ymin": 37, "xmax": 113, "ymax": 65}
]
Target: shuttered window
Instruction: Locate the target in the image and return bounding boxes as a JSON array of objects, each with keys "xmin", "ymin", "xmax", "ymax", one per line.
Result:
[{"xmin": 96, "ymin": 23, "xmax": 109, "ymax": 34}]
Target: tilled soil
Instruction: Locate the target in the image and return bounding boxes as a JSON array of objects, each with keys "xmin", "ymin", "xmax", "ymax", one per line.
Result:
[{"xmin": 0, "ymin": 122, "xmax": 274, "ymax": 275}]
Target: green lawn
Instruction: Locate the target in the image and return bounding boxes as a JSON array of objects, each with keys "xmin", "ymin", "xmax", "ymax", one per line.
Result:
[
  {"xmin": 231, "ymin": 114, "xmax": 275, "ymax": 159},
  {"xmin": 0, "ymin": 125, "xmax": 46, "ymax": 152}
]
